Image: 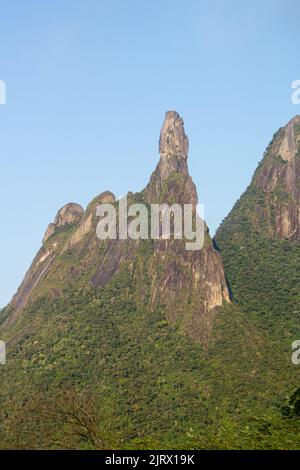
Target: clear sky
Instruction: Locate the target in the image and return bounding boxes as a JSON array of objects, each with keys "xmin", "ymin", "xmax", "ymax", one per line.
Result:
[{"xmin": 1, "ymin": 0, "xmax": 300, "ymax": 307}]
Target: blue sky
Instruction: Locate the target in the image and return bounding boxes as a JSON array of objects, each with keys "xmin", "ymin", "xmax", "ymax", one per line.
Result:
[{"xmin": 1, "ymin": 0, "xmax": 300, "ymax": 307}]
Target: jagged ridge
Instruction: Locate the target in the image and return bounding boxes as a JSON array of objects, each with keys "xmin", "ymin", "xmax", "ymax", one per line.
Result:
[{"xmin": 3, "ymin": 111, "xmax": 229, "ymax": 341}]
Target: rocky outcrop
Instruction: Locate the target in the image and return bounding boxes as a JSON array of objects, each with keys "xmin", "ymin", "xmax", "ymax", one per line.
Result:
[
  {"xmin": 5, "ymin": 243, "xmax": 59, "ymax": 327},
  {"xmin": 5, "ymin": 193, "xmax": 117, "ymax": 325},
  {"xmin": 145, "ymin": 111, "xmax": 197, "ymax": 207},
  {"xmin": 276, "ymin": 116, "xmax": 300, "ymax": 162},
  {"xmin": 64, "ymin": 192, "xmax": 116, "ymax": 251},
  {"xmin": 85, "ymin": 191, "xmax": 116, "ymax": 214},
  {"xmin": 158, "ymin": 111, "xmax": 189, "ymax": 179},
  {"xmin": 144, "ymin": 111, "xmax": 229, "ymax": 341},
  {"xmin": 6, "ymin": 203, "xmax": 84, "ymax": 326},
  {"xmin": 65, "ymin": 213, "xmax": 93, "ymax": 250},
  {"xmin": 43, "ymin": 203, "xmax": 84, "ymax": 243},
  {"xmin": 254, "ymin": 115, "xmax": 300, "ymax": 240}
]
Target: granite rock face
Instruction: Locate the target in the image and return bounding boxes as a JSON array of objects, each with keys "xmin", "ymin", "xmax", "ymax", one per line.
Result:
[
  {"xmin": 254, "ymin": 115, "xmax": 300, "ymax": 240},
  {"xmin": 64, "ymin": 192, "xmax": 116, "ymax": 251},
  {"xmin": 158, "ymin": 111, "xmax": 189, "ymax": 179},
  {"xmin": 145, "ymin": 111, "xmax": 197, "ymax": 207},
  {"xmin": 43, "ymin": 203, "xmax": 84, "ymax": 243},
  {"xmin": 144, "ymin": 111, "xmax": 229, "ymax": 341},
  {"xmin": 5, "ymin": 203, "xmax": 84, "ymax": 326}
]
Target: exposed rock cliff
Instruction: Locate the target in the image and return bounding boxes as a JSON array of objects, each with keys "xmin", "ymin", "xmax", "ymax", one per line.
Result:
[
  {"xmin": 145, "ymin": 111, "xmax": 196, "ymax": 206},
  {"xmin": 144, "ymin": 111, "xmax": 229, "ymax": 340},
  {"xmin": 158, "ymin": 111, "xmax": 189, "ymax": 179},
  {"xmin": 5, "ymin": 203, "xmax": 84, "ymax": 327},
  {"xmin": 253, "ymin": 115, "xmax": 300, "ymax": 240},
  {"xmin": 43, "ymin": 203, "xmax": 84, "ymax": 243}
]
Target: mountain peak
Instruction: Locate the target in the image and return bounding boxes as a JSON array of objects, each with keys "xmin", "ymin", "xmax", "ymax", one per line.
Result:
[
  {"xmin": 144, "ymin": 111, "xmax": 196, "ymax": 204},
  {"xmin": 238, "ymin": 116, "xmax": 300, "ymax": 240},
  {"xmin": 158, "ymin": 110, "xmax": 189, "ymax": 181},
  {"xmin": 159, "ymin": 110, "xmax": 188, "ymax": 158},
  {"xmin": 4, "ymin": 112, "xmax": 229, "ymax": 339}
]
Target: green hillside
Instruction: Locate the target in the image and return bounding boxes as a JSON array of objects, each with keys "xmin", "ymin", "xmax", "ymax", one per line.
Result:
[
  {"xmin": 1, "ymin": 114, "xmax": 300, "ymax": 450},
  {"xmin": 1, "ymin": 237, "xmax": 300, "ymax": 449}
]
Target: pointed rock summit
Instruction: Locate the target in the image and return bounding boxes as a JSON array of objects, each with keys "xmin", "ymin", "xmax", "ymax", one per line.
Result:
[
  {"xmin": 144, "ymin": 111, "xmax": 229, "ymax": 340},
  {"xmin": 158, "ymin": 111, "xmax": 189, "ymax": 180},
  {"xmin": 145, "ymin": 111, "xmax": 197, "ymax": 206}
]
